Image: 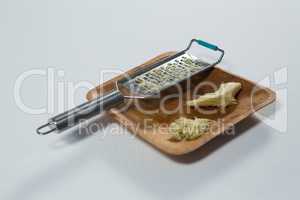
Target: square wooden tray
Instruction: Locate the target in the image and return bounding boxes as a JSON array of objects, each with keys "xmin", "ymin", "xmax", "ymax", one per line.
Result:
[{"xmin": 86, "ymin": 52, "xmax": 275, "ymax": 155}]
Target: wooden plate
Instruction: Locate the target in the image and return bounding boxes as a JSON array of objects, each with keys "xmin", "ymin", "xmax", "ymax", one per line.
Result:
[{"xmin": 86, "ymin": 52, "xmax": 276, "ymax": 155}]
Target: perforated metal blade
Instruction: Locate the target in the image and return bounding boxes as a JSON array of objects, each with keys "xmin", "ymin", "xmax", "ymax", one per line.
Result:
[
  {"xmin": 116, "ymin": 39, "xmax": 224, "ymax": 100},
  {"xmin": 116, "ymin": 53, "xmax": 210, "ymax": 99}
]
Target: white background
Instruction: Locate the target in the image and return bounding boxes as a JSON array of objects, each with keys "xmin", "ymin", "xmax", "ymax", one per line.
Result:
[{"xmin": 0, "ymin": 0, "xmax": 299, "ymax": 200}]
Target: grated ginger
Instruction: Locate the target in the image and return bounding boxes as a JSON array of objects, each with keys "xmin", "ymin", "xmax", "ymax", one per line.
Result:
[{"xmin": 168, "ymin": 117, "xmax": 215, "ymax": 141}]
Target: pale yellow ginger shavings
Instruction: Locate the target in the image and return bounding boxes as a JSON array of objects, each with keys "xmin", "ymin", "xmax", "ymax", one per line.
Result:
[
  {"xmin": 187, "ymin": 82, "xmax": 242, "ymax": 109},
  {"xmin": 168, "ymin": 117, "xmax": 215, "ymax": 141}
]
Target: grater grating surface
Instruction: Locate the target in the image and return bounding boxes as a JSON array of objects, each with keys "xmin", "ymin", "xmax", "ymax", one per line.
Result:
[{"xmin": 122, "ymin": 53, "xmax": 210, "ymax": 96}]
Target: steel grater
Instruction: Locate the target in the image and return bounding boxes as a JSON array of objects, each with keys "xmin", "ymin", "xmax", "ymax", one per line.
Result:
[{"xmin": 37, "ymin": 39, "xmax": 224, "ymax": 135}]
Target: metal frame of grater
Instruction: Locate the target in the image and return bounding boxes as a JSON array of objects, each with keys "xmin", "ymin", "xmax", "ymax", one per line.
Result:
[{"xmin": 36, "ymin": 39, "xmax": 225, "ymax": 135}]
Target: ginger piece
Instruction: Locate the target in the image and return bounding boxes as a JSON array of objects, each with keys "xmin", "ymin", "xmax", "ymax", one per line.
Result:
[
  {"xmin": 169, "ymin": 117, "xmax": 214, "ymax": 141},
  {"xmin": 187, "ymin": 82, "xmax": 242, "ymax": 109}
]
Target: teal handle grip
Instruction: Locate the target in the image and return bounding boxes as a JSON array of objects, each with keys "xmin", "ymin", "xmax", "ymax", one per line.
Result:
[{"xmin": 195, "ymin": 39, "xmax": 218, "ymax": 51}]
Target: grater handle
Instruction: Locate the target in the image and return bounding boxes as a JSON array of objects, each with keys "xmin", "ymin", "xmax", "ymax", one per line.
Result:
[
  {"xmin": 36, "ymin": 90, "xmax": 124, "ymax": 135},
  {"xmin": 185, "ymin": 38, "xmax": 225, "ymax": 65},
  {"xmin": 194, "ymin": 39, "xmax": 219, "ymax": 51}
]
